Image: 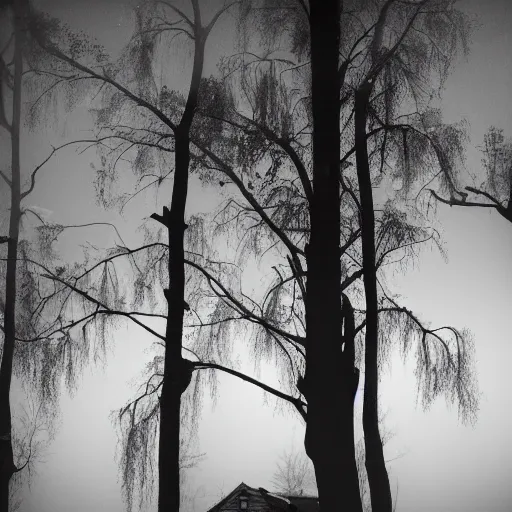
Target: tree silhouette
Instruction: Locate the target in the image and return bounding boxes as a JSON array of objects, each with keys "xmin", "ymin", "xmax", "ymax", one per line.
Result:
[
  {"xmin": 272, "ymin": 425, "xmax": 397, "ymax": 512},
  {"xmin": 26, "ymin": 3, "xmax": 309, "ymax": 512},
  {"xmin": 0, "ymin": 2, "xmax": 118, "ymax": 510},
  {"xmin": 185, "ymin": 1, "xmax": 478, "ymax": 510},
  {"xmin": 31, "ymin": 0, "xmax": 233, "ymax": 507},
  {"xmin": 272, "ymin": 449, "xmax": 316, "ymax": 497}
]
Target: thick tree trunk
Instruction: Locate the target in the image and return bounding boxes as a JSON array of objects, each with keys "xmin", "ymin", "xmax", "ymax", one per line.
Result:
[
  {"xmin": 354, "ymin": 83, "xmax": 392, "ymax": 512},
  {"xmin": 305, "ymin": 3, "xmax": 362, "ymax": 511},
  {"xmin": 157, "ymin": 17, "xmax": 205, "ymax": 512},
  {"xmin": 0, "ymin": 9, "xmax": 23, "ymax": 512}
]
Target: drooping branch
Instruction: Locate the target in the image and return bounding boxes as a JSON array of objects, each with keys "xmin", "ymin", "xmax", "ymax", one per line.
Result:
[
  {"xmin": 230, "ymin": 111, "xmax": 313, "ymax": 203},
  {"xmin": 191, "ymin": 137, "xmax": 305, "ymax": 259},
  {"xmin": 185, "ymin": 258, "xmax": 305, "ymax": 347},
  {"xmin": 13, "ymin": 310, "xmax": 167, "ymax": 344},
  {"xmin": 20, "ymin": 138, "xmax": 128, "ymax": 200},
  {"xmin": 367, "ymin": 0, "xmax": 430, "ymax": 83},
  {"xmin": 377, "ymin": 293, "xmax": 455, "ymax": 370},
  {"xmin": 31, "ymin": 36, "xmax": 178, "ymax": 133},
  {"xmin": 74, "ymin": 242, "xmax": 166, "ymax": 281},
  {"xmin": 39, "ymin": 272, "xmax": 166, "ymax": 342}
]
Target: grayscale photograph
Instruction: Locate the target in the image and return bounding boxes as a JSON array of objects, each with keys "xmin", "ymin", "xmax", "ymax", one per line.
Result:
[{"xmin": 0, "ymin": 0, "xmax": 510, "ymax": 511}]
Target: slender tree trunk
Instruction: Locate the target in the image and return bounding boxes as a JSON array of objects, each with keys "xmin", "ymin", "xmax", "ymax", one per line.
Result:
[
  {"xmin": 304, "ymin": 3, "xmax": 362, "ymax": 511},
  {"xmin": 354, "ymin": 82, "xmax": 392, "ymax": 512},
  {"xmin": 157, "ymin": 17, "xmax": 206, "ymax": 512},
  {"xmin": 0, "ymin": 9, "xmax": 23, "ymax": 511}
]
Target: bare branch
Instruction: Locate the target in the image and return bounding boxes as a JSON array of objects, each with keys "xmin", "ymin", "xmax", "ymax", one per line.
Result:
[
  {"xmin": 156, "ymin": 1, "xmax": 195, "ymax": 31},
  {"xmin": 191, "ymin": 137, "xmax": 305, "ymax": 259},
  {"xmin": 465, "ymin": 186, "xmax": 508, "ymax": 209},
  {"xmin": 185, "ymin": 258, "xmax": 305, "ymax": 347},
  {"xmin": 32, "ymin": 37, "xmax": 178, "ymax": 133},
  {"xmin": 428, "ymin": 189, "xmax": 511, "ymax": 221},
  {"xmin": 231, "ymin": 111, "xmax": 313, "ymax": 203},
  {"xmin": 194, "ymin": 361, "xmax": 306, "ymax": 413},
  {"xmin": 20, "ymin": 139, "xmax": 117, "ymax": 200},
  {"xmin": 0, "ymin": 169, "xmax": 11, "ymax": 187},
  {"xmin": 204, "ymin": 2, "xmax": 240, "ymax": 37},
  {"xmin": 40, "ymin": 272, "xmax": 166, "ymax": 342}
]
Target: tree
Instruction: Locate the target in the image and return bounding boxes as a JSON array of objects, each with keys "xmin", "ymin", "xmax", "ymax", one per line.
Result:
[
  {"xmin": 32, "ymin": 0, "xmax": 227, "ymax": 507},
  {"xmin": 0, "ymin": 2, "xmax": 64, "ymax": 507},
  {"xmin": 41, "ymin": 238, "xmax": 306, "ymax": 512},
  {"xmin": 271, "ymin": 449, "xmax": 316, "ymax": 497},
  {"xmin": 298, "ymin": 3, "xmax": 363, "ymax": 510},
  {"xmin": 0, "ymin": 2, "xmax": 120, "ymax": 510},
  {"xmin": 351, "ymin": 3, "xmax": 473, "ymax": 506},
  {"xmin": 184, "ymin": 1, "xmax": 478, "ymax": 511},
  {"xmin": 0, "ymin": 3, "xmax": 27, "ymax": 503},
  {"xmin": 271, "ymin": 427, "xmax": 396, "ymax": 512},
  {"xmin": 26, "ymin": 3, "xmax": 309, "ymax": 512}
]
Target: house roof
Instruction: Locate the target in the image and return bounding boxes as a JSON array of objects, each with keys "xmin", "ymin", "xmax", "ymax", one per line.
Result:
[
  {"xmin": 285, "ymin": 496, "xmax": 320, "ymax": 512},
  {"xmin": 206, "ymin": 482, "xmax": 249, "ymax": 512},
  {"xmin": 206, "ymin": 483, "xmax": 319, "ymax": 512}
]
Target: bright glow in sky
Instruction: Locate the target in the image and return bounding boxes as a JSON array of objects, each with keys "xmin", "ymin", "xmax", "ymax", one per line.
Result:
[{"xmin": 5, "ymin": 1, "xmax": 512, "ymax": 511}]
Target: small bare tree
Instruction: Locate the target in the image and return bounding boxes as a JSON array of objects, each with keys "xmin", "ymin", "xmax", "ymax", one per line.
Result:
[
  {"xmin": 272, "ymin": 423, "xmax": 397, "ymax": 512},
  {"xmin": 272, "ymin": 449, "xmax": 316, "ymax": 497}
]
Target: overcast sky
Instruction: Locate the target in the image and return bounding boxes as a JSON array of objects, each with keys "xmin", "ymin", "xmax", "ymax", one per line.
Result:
[{"xmin": 5, "ymin": 0, "xmax": 512, "ymax": 511}]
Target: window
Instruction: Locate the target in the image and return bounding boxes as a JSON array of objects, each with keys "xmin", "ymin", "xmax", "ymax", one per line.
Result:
[{"xmin": 239, "ymin": 490, "xmax": 249, "ymax": 510}]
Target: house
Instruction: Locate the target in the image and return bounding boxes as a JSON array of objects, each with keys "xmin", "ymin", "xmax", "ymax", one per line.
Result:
[{"xmin": 206, "ymin": 483, "xmax": 320, "ymax": 512}]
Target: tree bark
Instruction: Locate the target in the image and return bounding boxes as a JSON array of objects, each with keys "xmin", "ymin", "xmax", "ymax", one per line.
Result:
[
  {"xmin": 0, "ymin": 6, "xmax": 23, "ymax": 511},
  {"xmin": 305, "ymin": 2, "xmax": 362, "ymax": 511},
  {"xmin": 354, "ymin": 82, "xmax": 392, "ymax": 512},
  {"xmin": 157, "ymin": 11, "xmax": 206, "ymax": 511},
  {"xmin": 158, "ymin": 130, "xmax": 192, "ymax": 512}
]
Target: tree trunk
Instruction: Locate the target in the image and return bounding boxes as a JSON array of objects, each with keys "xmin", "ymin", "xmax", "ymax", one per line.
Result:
[
  {"xmin": 0, "ymin": 7, "xmax": 23, "ymax": 511},
  {"xmin": 305, "ymin": 3, "xmax": 362, "ymax": 511},
  {"xmin": 158, "ymin": 17, "xmax": 206, "ymax": 512},
  {"xmin": 158, "ymin": 130, "xmax": 191, "ymax": 512},
  {"xmin": 354, "ymin": 82, "xmax": 392, "ymax": 512}
]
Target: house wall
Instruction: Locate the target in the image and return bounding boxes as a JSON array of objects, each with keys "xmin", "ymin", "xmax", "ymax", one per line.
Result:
[{"xmin": 216, "ymin": 488, "xmax": 276, "ymax": 512}]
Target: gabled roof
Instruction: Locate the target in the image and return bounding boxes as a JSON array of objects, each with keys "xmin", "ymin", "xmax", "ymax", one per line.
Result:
[
  {"xmin": 206, "ymin": 482, "xmax": 250, "ymax": 512},
  {"xmin": 258, "ymin": 487, "xmax": 290, "ymax": 510},
  {"xmin": 206, "ymin": 483, "xmax": 319, "ymax": 512}
]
